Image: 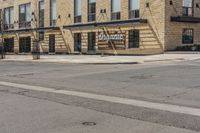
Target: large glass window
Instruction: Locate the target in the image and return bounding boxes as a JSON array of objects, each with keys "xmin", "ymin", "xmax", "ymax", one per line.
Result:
[
  {"xmin": 111, "ymin": 0, "xmax": 121, "ymax": 20},
  {"xmin": 129, "ymin": 30, "xmax": 140, "ymax": 48},
  {"xmin": 19, "ymin": 3, "xmax": 31, "ymax": 28},
  {"xmin": 50, "ymin": 0, "xmax": 57, "ymax": 26},
  {"xmin": 19, "ymin": 37, "xmax": 31, "ymax": 53},
  {"xmin": 39, "ymin": 0, "xmax": 44, "ymax": 27},
  {"xmin": 88, "ymin": 0, "xmax": 96, "ymax": 22},
  {"xmin": 182, "ymin": 29, "xmax": 193, "ymax": 44},
  {"xmin": 4, "ymin": 7, "xmax": 14, "ymax": 30},
  {"xmin": 4, "ymin": 38, "xmax": 14, "ymax": 52},
  {"xmin": 74, "ymin": 0, "xmax": 82, "ymax": 23},
  {"xmin": 74, "ymin": 33, "xmax": 82, "ymax": 52},
  {"xmin": 129, "ymin": 0, "xmax": 140, "ymax": 19},
  {"xmin": 183, "ymin": 0, "xmax": 193, "ymax": 16}
]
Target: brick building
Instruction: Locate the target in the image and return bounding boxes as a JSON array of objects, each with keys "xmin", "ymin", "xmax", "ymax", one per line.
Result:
[{"xmin": 0, "ymin": 0, "xmax": 200, "ymax": 55}]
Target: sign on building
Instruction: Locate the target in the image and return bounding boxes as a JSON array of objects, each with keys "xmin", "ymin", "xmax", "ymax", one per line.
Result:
[{"xmin": 97, "ymin": 32, "xmax": 126, "ymax": 50}]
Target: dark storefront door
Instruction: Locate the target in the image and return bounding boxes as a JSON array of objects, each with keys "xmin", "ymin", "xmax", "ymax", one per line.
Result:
[
  {"xmin": 49, "ymin": 34, "xmax": 55, "ymax": 53},
  {"xmin": 19, "ymin": 37, "xmax": 31, "ymax": 53},
  {"xmin": 4, "ymin": 38, "xmax": 14, "ymax": 53},
  {"xmin": 74, "ymin": 33, "xmax": 81, "ymax": 52},
  {"xmin": 88, "ymin": 32, "xmax": 96, "ymax": 52}
]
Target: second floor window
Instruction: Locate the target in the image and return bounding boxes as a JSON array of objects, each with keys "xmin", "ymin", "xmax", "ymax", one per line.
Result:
[
  {"xmin": 183, "ymin": 0, "xmax": 193, "ymax": 16},
  {"xmin": 111, "ymin": 0, "xmax": 121, "ymax": 20},
  {"xmin": 74, "ymin": 0, "xmax": 82, "ymax": 23},
  {"xmin": 19, "ymin": 3, "xmax": 31, "ymax": 28},
  {"xmin": 4, "ymin": 7, "xmax": 14, "ymax": 30},
  {"xmin": 88, "ymin": 0, "xmax": 96, "ymax": 22},
  {"xmin": 129, "ymin": 0, "xmax": 140, "ymax": 19},
  {"xmin": 39, "ymin": 0, "xmax": 44, "ymax": 27},
  {"xmin": 50, "ymin": 0, "xmax": 57, "ymax": 26}
]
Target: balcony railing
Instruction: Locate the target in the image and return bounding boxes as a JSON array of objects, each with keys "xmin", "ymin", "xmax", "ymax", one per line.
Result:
[
  {"xmin": 19, "ymin": 21, "xmax": 31, "ymax": 28},
  {"xmin": 74, "ymin": 16, "xmax": 82, "ymax": 23},
  {"xmin": 129, "ymin": 10, "xmax": 140, "ymax": 19},
  {"xmin": 111, "ymin": 12, "xmax": 121, "ymax": 20},
  {"xmin": 4, "ymin": 24, "xmax": 14, "ymax": 30},
  {"xmin": 183, "ymin": 7, "xmax": 193, "ymax": 17},
  {"xmin": 88, "ymin": 13, "xmax": 96, "ymax": 22},
  {"xmin": 50, "ymin": 20, "xmax": 57, "ymax": 27}
]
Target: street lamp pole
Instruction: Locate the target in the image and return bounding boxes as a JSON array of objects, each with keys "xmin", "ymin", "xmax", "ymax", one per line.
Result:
[
  {"xmin": 0, "ymin": 10, "xmax": 5, "ymax": 59},
  {"xmin": 32, "ymin": 3, "xmax": 40, "ymax": 60}
]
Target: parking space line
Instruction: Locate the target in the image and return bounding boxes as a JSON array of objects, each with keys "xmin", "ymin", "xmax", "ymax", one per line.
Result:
[{"xmin": 0, "ymin": 81, "xmax": 200, "ymax": 117}]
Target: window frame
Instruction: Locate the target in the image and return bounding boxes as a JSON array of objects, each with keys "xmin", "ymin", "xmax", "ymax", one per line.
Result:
[
  {"xmin": 88, "ymin": 0, "xmax": 96, "ymax": 22},
  {"xmin": 182, "ymin": 29, "xmax": 194, "ymax": 44},
  {"xmin": 129, "ymin": 0, "xmax": 140, "ymax": 19},
  {"xmin": 182, "ymin": 0, "xmax": 194, "ymax": 17},
  {"xmin": 4, "ymin": 6, "xmax": 14, "ymax": 30},
  {"xmin": 19, "ymin": 3, "xmax": 32, "ymax": 28},
  {"xmin": 111, "ymin": 0, "xmax": 121, "ymax": 21},
  {"xmin": 74, "ymin": 0, "xmax": 82, "ymax": 23},
  {"xmin": 50, "ymin": 0, "xmax": 57, "ymax": 27},
  {"xmin": 129, "ymin": 30, "xmax": 140, "ymax": 48}
]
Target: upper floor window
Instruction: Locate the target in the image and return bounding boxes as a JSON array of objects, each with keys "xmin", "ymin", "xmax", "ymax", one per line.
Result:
[
  {"xmin": 50, "ymin": 0, "xmax": 57, "ymax": 26},
  {"xmin": 111, "ymin": 0, "xmax": 121, "ymax": 20},
  {"xmin": 88, "ymin": 0, "xmax": 96, "ymax": 22},
  {"xmin": 19, "ymin": 3, "xmax": 31, "ymax": 28},
  {"xmin": 183, "ymin": 0, "xmax": 193, "ymax": 16},
  {"xmin": 4, "ymin": 7, "xmax": 14, "ymax": 30},
  {"xmin": 39, "ymin": 0, "xmax": 44, "ymax": 27},
  {"xmin": 74, "ymin": 0, "xmax": 82, "ymax": 23},
  {"xmin": 129, "ymin": 0, "xmax": 140, "ymax": 19}
]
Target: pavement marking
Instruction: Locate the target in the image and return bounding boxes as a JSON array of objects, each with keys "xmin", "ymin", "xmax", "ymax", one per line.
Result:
[{"xmin": 0, "ymin": 81, "xmax": 200, "ymax": 117}]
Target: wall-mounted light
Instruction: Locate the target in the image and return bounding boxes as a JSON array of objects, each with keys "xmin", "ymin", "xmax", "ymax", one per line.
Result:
[
  {"xmin": 68, "ymin": 14, "xmax": 71, "ymax": 18},
  {"xmin": 146, "ymin": 2, "xmax": 149, "ymax": 8},
  {"xmin": 196, "ymin": 3, "xmax": 200, "ymax": 8},
  {"xmin": 170, "ymin": 0, "xmax": 173, "ymax": 5},
  {"xmin": 58, "ymin": 15, "xmax": 61, "ymax": 19}
]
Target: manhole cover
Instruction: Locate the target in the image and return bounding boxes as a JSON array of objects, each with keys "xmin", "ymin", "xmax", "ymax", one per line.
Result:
[{"xmin": 82, "ymin": 122, "xmax": 96, "ymax": 126}]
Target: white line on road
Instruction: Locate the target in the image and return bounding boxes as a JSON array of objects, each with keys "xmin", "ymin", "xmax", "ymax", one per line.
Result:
[{"xmin": 0, "ymin": 81, "xmax": 200, "ymax": 117}]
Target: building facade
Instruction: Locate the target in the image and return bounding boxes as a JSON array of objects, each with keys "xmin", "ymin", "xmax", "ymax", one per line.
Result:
[{"xmin": 0, "ymin": 0, "xmax": 200, "ymax": 55}]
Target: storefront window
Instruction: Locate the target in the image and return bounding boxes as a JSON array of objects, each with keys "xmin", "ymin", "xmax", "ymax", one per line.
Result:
[
  {"xmin": 129, "ymin": 0, "xmax": 140, "ymax": 19},
  {"xmin": 129, "ymin": 30, "xmax": 139, "ymax": 48},
  {"xmin": 74, "ymin": 33, "xmax": 82, "ymax": 52},
  {"xmin": 4, "ymin": 38, "xmax": 14, "ymax": 52},
  {"xmin": 182, "ymin": 29, "xmax": 193, "ymax": 44},
  {"xmin": 19, "ymin": 37, "xmax": 31, "ymax": 53},
  {"xmin": 111, "ymin": 0, "xmax": 121, "ymax": 20}
]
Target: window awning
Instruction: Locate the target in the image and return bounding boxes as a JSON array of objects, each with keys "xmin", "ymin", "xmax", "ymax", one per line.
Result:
[
  {"xmin": 63, "ymin": 19, "xmax": 148, "ymax": 30},
  {"xmin": 171, "ymin": 16, "xmax": 200, "ymax": 23}
]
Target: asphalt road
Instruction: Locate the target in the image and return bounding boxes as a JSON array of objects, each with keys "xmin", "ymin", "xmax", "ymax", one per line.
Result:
[{"xmin": 0, "ymin": 59, "xmax": 200, "ymax": 133}]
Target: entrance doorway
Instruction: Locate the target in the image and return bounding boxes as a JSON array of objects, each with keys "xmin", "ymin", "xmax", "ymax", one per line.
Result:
[
  {"xmin": 74, "ymin": 33, "xmax": 81, "ymax": 52},
  {"xmin": 19, "ymin": 37, "xmax": 31, "ymax": 53},
  {"xmin": 88, "ymin": 32, "xmax": 96, "ymax": 52},
  {"xmin": 49, "ymin": 34, "xmax": 55, "ymax": 53},
  {"xmin": 4, "ymin": 38, "xmax": 14, "ymax": 53}
]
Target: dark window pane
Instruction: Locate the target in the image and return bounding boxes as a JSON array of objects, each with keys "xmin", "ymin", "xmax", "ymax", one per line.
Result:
[{"xmin": 129, "ymin": 30, "xmax": 140, "ymax": 48}]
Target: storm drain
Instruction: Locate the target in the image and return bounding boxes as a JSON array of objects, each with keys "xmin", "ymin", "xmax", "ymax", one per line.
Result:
[{"xmin": 82, "ymin": 122, "xmax": 97, "ymax": 126}]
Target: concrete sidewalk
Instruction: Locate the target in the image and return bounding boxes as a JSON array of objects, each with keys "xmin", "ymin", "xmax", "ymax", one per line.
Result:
[{"xmin": 1, "ymin": 54, "xmax": 200, "ymax": 64}]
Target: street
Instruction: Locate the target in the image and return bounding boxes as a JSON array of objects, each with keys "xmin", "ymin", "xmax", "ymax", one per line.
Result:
[{"xmin": 0, "ymin": 59, "xmax": 200, "ymax": 133}]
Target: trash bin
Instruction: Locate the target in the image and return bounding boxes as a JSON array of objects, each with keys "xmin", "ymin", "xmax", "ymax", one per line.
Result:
[{"xmin": 32, "ymin": 40, "xmax": 40, "ymax": 60}]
